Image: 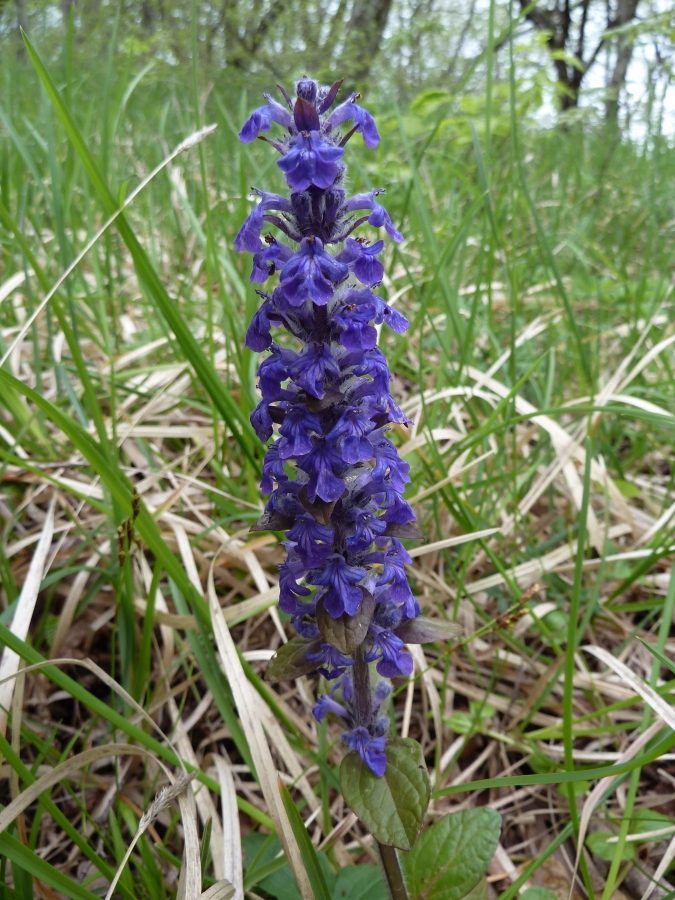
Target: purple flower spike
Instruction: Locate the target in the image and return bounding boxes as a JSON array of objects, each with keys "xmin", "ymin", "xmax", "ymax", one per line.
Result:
[
  {"xmin": 240, "ymin": 96, "xmax": 294, "ymax": 143},
  {"xmin": 342, "ymin": 726, "xmax": 387, "ymax": 777},
  {"xmin": 237, "ymin": 76, "xmax": 436, "ymax": 780},
  {"xmin": 278, "ymin": 131, "xmax": 344, "ymax": 191}
]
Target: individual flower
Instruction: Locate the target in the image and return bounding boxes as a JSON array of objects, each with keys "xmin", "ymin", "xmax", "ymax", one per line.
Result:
[
  {"xmin": 297, "ymin": 438, "xmax": 345, "ymax": 503},
  {"xmin": 235, "ymin": 192, "xmax": 293, "ymax": 252},
  {"xmin": 345, "ymin": 190, "xmax": 404, "ymax": 243},
  {"xmin": 313, "ymin": 694, "xmax": 350, "ymax": 722},
  {"xmin": 239, "ymin": 96, "xmax": 294, "ymax": 143},
  {"xmin": 342, "ymin": 726, "xmax": 387, "ymax": 777},
  {"xmin": 278, "ymin": 407, "xmax": 322, "ymax": 457},
  {"xmin": 280, "ymin": 236, "xmax": 348, "ymax": 305},
  {"xmin": 278, "ymin": 560, "xmax": 311, "ymax": 614},
  {"xmin": 308, "ymin": 643, "xmax": 354, "ymax": 680},
  {"xmin": 277, "ymin": 131, "xmax": 344, "ymax": 191},
  {"xmin": 325, "ymin": 93, "xmax": 380, "ymax": 148},
  {"xmin": 287, "ymin": 515, "xmax": 334, "ymax": 568},
  {"xmin": 250, "ymin": 239, "xmax": 294, "ymax": 284},
  {"xmin": 338, "ymin": 238, "xmax": 385, "ymax": 286},
  {"xmin": 365, "ymin": 624, "xmax": 414, "ymax": 678},
  {"xmin": 307, "ymin": 555, "xmax": 367, "ymax": 617}
]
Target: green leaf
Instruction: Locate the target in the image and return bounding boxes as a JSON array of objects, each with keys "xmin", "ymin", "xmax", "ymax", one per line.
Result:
[
  {"xmin": 265, "ymin": 635, "xmax": 322, "ymax": 683},
  {"xmin": 340, "ymin": 737, "xmax": 430, "ymax": 850},
  {"xmin": 615, "ymin": 479, "xmax": 642, "ymax": 499},
  {"xmin": 401, "ymin": 807, "xmax": 501, "ymax": 900},
  {"xmin": 586, "ymin": 831, "xmax": 635, "ymax": 862},
  {"xmin": 243, "ymin": 834, "xmax": 299, "ymax": 895},
  {"xmin": 394, "ymin": 615, "xmax": 462, "ymax": 644},
  {"xmin": 279, "ymin": 779, "xmax": 333, "ymax": 900},
  {"xmin": 520, "ymin": 889, "xmax": 557, "ymax": 900},
  {"xmin": 462, "ymin": 878, "xmax": 489, "ymax": 900},
  {"xmin": 331, "ymin": 865, "xmax": 388, "ymax": 900},
  {"xmin": 317, "ymin": 591, "xmax": 375, "ymax": 656},
  {"xmin": 445, "ymin": 712, "xmax": 472, "ymax": 735},
  {"xmin": 629, "ymin": 808, "xmax": 675, "ymax": 842}
]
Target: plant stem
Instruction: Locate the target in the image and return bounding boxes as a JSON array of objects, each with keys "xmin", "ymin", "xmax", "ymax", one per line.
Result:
[
  {"xmin": 378, "ymin": 844, "xmax": 409, "ymax": 900},
  {"xmin": 352, "ymin": 644, "xmax": 372, "ymax": 727},
  {"xmin": 353, "ymin": 635, "xmax": 409, "ymax": 899}
]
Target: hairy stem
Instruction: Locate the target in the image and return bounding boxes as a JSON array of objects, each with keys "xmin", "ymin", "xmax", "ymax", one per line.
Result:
[
  {"xmin": 352, "ymin": 644, "xmax": 371, "ymax": 727},
  {"xmin": 378, "ymin": 844, "xmax": 409, "ymax": 900}
]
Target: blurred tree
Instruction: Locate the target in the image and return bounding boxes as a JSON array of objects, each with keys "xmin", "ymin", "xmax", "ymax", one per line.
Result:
[
  {"xmin": 338, "ymin": 0, "xmax": 394, "ymax": 89},
  {"xmin": 13, "ymin": 0, "xmax": 28, "ymax": 34},
  {"xmin": 605, "ymin": 0, "xmax": 641, "ymax": 123},
  {"xmin": 519, "ymin": 0, "xmax": 641, "ymax": 112},
  {"xmin": 2, "ymin": 0, "xmax": 671, "ymax": 133}
]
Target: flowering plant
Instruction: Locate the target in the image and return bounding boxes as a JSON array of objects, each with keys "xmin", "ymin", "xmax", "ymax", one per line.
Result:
[{"xmin": 235, "ymin": 75, "xmax": 476, "ymax": 894}]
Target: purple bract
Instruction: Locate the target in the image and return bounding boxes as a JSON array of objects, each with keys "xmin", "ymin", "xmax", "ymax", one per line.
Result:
[{"xmin": 237, "ymin": 77, "xmax": 421, "ymax": 777}]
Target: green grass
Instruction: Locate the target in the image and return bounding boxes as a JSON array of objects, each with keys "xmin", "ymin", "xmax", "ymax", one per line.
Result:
[{"xmin": 1, "ymin": 19, "xmax": 675, "ymax": 900}]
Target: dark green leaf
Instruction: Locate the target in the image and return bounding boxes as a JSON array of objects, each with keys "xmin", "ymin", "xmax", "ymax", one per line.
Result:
[
  {"xmin": 519, "ymin": 889, "xmax": 557, "ymax": 900},
  {"xmin": 265, "ymin": 635, "xmax": 322, "ymax": 683},
  {"xmin": 331, "ymin": 864, "xmax": 388, "ymax": 900},
  {"xmin": 250, "ymin": 510, "xmax": 295, "ymax": 532},
  {"xmin": 586, "ymin": 831, "xmax": 635, "ymax": 862},
  {"xmin": 383, "ymin": 522, "xmax": 425, "ymax": 540},
  {"xmin": 340, "ymin": 737, "xmax": 430, "ymax": 850},
  {"xmin": 462, "ymin": 877, "xmax": 488, "ymax": 900},
  {"xmin": 630, "ymin": 808, "xmax": 675, "ymax": 842},
  {"xmin": 395, "ymin": 616, "xmax": 462, "ymax": 644},
  {"xmin": 244, "ymin": 832, "xmax": 303, "ymax": 900},
  {"xmin": 401, "ymin": 807, "xmax": 501, "ymax": 900},
  {"xmin": 317, "ymin": 591, "xmax": 375, "ymax": 656}
]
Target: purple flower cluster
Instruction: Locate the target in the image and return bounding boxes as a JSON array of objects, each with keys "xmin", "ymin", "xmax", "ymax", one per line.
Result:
[{"xmin": 237, "ymin": 77, "xmax": 421, "ymax": 778}]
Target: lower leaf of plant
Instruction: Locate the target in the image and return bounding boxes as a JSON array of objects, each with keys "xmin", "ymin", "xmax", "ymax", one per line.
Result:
[
  {"xmin": 340, "ymin": 737, "xmax": 430, "ymax": 851},
  {"xmin": 401, "ymin": 807, "xmax": 501, "ymax": 900}
]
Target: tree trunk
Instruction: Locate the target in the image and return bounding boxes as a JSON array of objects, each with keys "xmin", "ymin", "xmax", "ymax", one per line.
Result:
[
  {"xmin": 605, "ymin": 0, "xmax": 641, "ymax": 123},
  {"xmin": 61, "ymin": 0, "xmax": 74, "ymax": 26},
  {"xmin": 339, "ymin": 0, "xmax": 394, "ymax": 89},
  {"xmin": 14, "ymin": 0, "xmax": 28, "ymax": 35}
]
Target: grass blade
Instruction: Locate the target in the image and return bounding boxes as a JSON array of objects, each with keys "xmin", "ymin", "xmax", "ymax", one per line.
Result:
[{"xmin": 279, "ymin": 779, "xmax": 332, "ymax": 900}]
